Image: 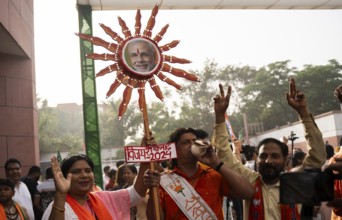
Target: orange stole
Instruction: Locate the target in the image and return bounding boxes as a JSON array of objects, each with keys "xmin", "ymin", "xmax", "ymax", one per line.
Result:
[
  {"xmin": 0, "ymin": 203, "xmax": 27, "ymax": 220},
  {"xmin": 249, "ymin": 177, "xmax": 300, "ymax": 220},
  {"xmin": 66, "ymin": 193, "xmax": 112, "ymax": 220},
  {"xmin": 0, "ymin": 204, "xmax": 5, "ymax": 220}
]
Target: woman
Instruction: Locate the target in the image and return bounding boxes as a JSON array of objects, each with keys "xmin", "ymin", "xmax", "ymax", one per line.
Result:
[
  {"xmin": 121, "ymin": 164, "xmax": 138, "ymax": 220},
  {"xmin": 105, "ymin": 169, "xmax": 117, "ymax": 191},
  {"xmin": 112, "ymin": 164, "xmax": 126, "ymax": 191},
  {"xmin": 122, "ymin": 164, "xmax": 138, "ymax": 188},
  {"xmin": 42, "ymin": 154, "xmax": 150, "ymax": 220}
]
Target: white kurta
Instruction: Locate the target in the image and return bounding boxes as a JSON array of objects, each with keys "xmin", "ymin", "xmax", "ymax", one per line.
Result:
[{"xmin": 13, "ymin": 181, "xmax": 35, "ymax": 220}]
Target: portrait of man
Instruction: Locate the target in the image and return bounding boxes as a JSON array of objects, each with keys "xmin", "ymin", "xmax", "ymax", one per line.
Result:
[{"xmin": 123, "ymin": 38, "xmax": 159, "ymax": 75}]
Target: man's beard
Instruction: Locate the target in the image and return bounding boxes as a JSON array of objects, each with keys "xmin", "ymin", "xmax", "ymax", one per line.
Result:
[{"xmin": 258, "ymin": 163, "xmax": 283, "ymax": 182}]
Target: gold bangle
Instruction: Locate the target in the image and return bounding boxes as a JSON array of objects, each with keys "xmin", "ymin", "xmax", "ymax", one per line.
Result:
[{"xmin": 53, "ymin": 204, "xmax": 65, "ymax": 212}]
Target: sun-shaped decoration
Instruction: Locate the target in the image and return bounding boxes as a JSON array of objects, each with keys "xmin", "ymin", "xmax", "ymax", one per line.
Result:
[{"xmin": 76, "ymin": 4, "xmax": 200, "ymax": 119}]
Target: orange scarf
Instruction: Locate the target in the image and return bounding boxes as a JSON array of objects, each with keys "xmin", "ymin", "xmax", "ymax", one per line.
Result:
[
  {"xmin": 249, "ymin": 177, "xmax": 300, "ymax": 220},
  {"xmin": 66, "ymin": 193, "xmax": 112, "ymax": 220},
  {"xmin": 0, "ymin": 202, "xmax": 27, "ymax": 220},
  {"xmin": 330, "ymin": 153, "xmax": 342, "ymax": 217}
]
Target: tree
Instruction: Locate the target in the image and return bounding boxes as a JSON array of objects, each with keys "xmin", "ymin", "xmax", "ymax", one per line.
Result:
[
  {"xmin": 296, "ymin": 59, "xmax": 342, "ymax": 115},
  {"xmin": 38, "ymin": 99, "xmax": 84, "ymax": 153},
  {"xmin": 38, "ymin": 99, "xmax": 60, "ymax": 152},
  {"xmin": 98, "ymin": 98, "xmax": 141, "ymax": 148}
]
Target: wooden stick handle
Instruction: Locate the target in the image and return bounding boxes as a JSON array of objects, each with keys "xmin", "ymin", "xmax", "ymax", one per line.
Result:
[{"xmin": 141, "ymin": 93, "xmax": 161, "ymax": 220}]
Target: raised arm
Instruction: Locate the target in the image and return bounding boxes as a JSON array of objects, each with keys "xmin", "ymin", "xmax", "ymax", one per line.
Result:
[
  {"xmin": 213, "ymin": 84, "xmax": 259, "ymax": 182},
  {"xmin": 286, "ymin": 78, "xmax": 326, "ymax": 171},
  {"xmin": 48, "ymin": 156, "xmax": 70, "ymax": 220},
  {"xmin": 194, "ymin": 143, "xmax": 254, "ymax": 199}
]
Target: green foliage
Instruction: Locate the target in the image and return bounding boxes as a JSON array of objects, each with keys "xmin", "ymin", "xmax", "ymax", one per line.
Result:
[
  {"xmin": 98, "ymin": 98, "xmax": 141, "ymax": 148},
  {"xmin": 216, "ymin": 59, "xmax": 342, "ymax": 133},
  {"xmin": 174, "ymin": 60, "xmax": 222, "ymax": 137},
  {"xmin": 38, "ymin": 59, "xmax": 342, "ymax": 154},
  {"xmin": 296, "ymin": 59, "xmax": 342, "ymax": 115},
  {"xmin": 38, "ymin": 100, "xmax": 83, "ymax": 153}
]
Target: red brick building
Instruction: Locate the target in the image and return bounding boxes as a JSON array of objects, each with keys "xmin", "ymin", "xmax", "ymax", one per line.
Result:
[{"xmin": 0, "ymin": 0, "xmax": 37, "ymax": 176}]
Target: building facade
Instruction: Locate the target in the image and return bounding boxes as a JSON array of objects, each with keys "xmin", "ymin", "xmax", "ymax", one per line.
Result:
[
  {"xmin": 0, "ymin": 0, "xmax": 37, "ymax": 176},
  {"xmin": 249, "ymin": 110, "xmax": 342, "ymax": 153}
]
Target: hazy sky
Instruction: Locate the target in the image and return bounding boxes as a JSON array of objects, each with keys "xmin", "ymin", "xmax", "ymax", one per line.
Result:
[{"xmin": 34, "ymin": 1, "xmax": 342, "ymax": 106}]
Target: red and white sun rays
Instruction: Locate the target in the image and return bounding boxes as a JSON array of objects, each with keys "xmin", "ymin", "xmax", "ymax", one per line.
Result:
[{"xmin": 76, "ymin": 4, "xmax": 200, "ymax": 119}]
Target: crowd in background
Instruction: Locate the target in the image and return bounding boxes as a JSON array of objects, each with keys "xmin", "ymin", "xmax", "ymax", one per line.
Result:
[{"xmin": 3, "ymin": 80, "xmax": 342, "ymax": 220}]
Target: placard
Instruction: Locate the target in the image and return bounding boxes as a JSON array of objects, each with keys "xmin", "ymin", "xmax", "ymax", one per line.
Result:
[{"xmin": 124, "ymin": 142, "xmax": 177, "ymax": 163}]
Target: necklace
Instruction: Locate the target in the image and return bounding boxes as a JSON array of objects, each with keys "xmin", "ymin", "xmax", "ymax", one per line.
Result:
[{"xmin": 5, "ymin": 202, "xmax": 18, "ymax": 220}]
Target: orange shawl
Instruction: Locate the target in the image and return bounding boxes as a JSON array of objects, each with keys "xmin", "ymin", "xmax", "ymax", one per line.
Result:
[
  {"xmin": 66, "ymin": 193, "xmax": 112, "ymax": 220},
  {"xmin": 249, "ymin": 177, "xmax": 300, "ymax": 220},
  {"xmin": 0, "ymin": 203, "xmax": 27, "ymax": 220}
]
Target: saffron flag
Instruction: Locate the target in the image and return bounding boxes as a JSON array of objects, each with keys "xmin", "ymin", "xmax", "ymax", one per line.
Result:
[
  {"xmin": 225, "ymin": 113, "xmax": 236, "ymax": 140},
  {"xmin": 57, "ymin": 150, "xmax": 63, "ymax": 164}
]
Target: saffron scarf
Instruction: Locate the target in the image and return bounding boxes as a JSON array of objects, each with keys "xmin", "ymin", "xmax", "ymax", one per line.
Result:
[
  {"xmin": 0, "ymin": 202, "xmax": 28, "ymax": 220},
  {"xmin": 66, "ymin": 193, "xmax": 112, "ymax": 220},
  {"xmin": 249, "ymin": 177, "xmax": 300, "ymax": 220}
]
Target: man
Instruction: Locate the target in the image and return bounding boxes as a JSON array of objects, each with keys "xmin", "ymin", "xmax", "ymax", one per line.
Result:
[
  {"xmin": 213, "ymin": 78, "xmax": 326, "ymax": 219},
  {"xmin": 21, "ymin": 165, "xmax": 41, "ymax": 202},
  {"xmin": 243, "ymin": 145, "xmax": 257, "ymax": 171},
  {"xmin": 289, "ymin": 151, "xmax": 306, "ymax": 172},
  {"xmin": 126, "ymin": 39, "xmax": 156, "ymax": 73},
  {"xmin": 0, "ymin": 178, "xmax": 29, "ymax": 220},
  {"xmin": 21, "ymin": 165, "xmax": 41, "ymax": 220},
  {"xmin": 102, "ymin": 165, "xmax": 110, "ymax": 189},
  {"xmin": 5, "ymin": 158, "xmax": 35, "ymax": 220},
  {"xmin": 147, "ymin": 127, "xmax": 255, "ymax": 220},
  {"xmin": 322, "ymin": 83, "xmax": 342, "ymax": 219},
  {"xmin": 33, "ymin": 167, "xmax": 56, "ymax": 219}
]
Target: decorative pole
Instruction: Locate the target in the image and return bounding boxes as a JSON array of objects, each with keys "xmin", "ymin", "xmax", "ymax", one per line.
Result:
[
  {"xmin": 76, "ymin": 4, "xmax": 200, "ymax": 219},
  {"xmin": 140, "ymin": 91, "xmax": 161, "ymax": 220}
]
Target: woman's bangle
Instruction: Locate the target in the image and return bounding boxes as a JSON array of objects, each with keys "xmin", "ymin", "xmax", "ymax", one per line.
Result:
[
  {"xmin": 215, "ymin": 162, "xmax": 224, "ymax": 171},
  {"xmin": 53, "ymin": 204, "xmax": 65, "ymax": 212}
]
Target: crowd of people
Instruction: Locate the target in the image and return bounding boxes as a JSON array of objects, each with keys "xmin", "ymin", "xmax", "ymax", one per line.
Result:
[{"xmin": 2, "ymin": 79, "xmax": 342, "ymax": 220}]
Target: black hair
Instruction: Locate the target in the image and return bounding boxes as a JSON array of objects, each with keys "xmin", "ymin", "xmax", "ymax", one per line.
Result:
[
  {"xmin": 61, "ymin": 154, "xmax": 94, "ymax": 178},
  {"xmin": 243, "ymin": 145, "xmax": 257, "ymax": 161},
  {"xmin": 291, "ymin": 151, "xmax": 306, "ymax": 167},
  {"xmin": 326, "ymin": 144, "xmax": 335, "ymax": 160},
  {"xmin": 196, "ymin": 129, "xmax": 209, "ymax": 140},
  {"xmin": 116, "ymin": 160, "xmax": 125, "ymax": 169},
  {"xmin": 28, "ymin": 165, "xmax": 41, "ymax": 175},
  {"xmin": 167, "ymin": 127, "xmax": 207, "ymax": 169},
  {"xmin": 257, "ymin": 138, "xmax": 289, "ymax": 157},
  {"xmin": 103, "ymin": 165, "xmax": 110, "ymax": 173},
  {"xmin": 0, "ymin": 178, "xmax": 15, "ymax": 190},
  {"xmin": 168, "ymin": 127, "xmax": 198, "ymax": 143},
  {"xmin": 122, "ymin": 164, "xmax": 138, "ymax": 175},
  {"xmin": 45, "ymin": 167, "xmax": 53, "ymax": 179},
  {"xmin": 4, "ymin": 158, "xmax": 21, "ymax": 170},
  {"xmin": 108, "ymin": 169, "xmax": 117, "ymax": 179},
  {"xmin": 116, "ymin": 164, "xmax": 126, "ymax": 188}
]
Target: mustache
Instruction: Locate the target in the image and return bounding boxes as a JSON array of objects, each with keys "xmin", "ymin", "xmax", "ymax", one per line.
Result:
[{"xmin": 260, "ymin": 163, "xmax": 277, "ymax": 170}]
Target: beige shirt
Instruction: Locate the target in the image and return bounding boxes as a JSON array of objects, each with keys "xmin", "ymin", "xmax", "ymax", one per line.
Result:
[{"xmin": 213, "ymin": 115, "xmax": 326, "ymax": 220}]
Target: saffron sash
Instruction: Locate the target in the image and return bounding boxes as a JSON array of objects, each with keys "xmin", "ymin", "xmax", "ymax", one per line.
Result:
[
  {"xmin": 249, "ymin": 177, "xmax": 300, "ymax": 220},
  {"xmin": 160, "ymin": 172, "xmax": 218, "ymax": 220},
  {"xmin": 0, "ymin": 202, "xmax": 28, "ymax": 220},
  {"xmin": 0, "ymin": 204, "xmax": 6, "ymax": 220},
  {"xmin": 66, "ymin": 193, "xmax": 112, "ymax": 220}
]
